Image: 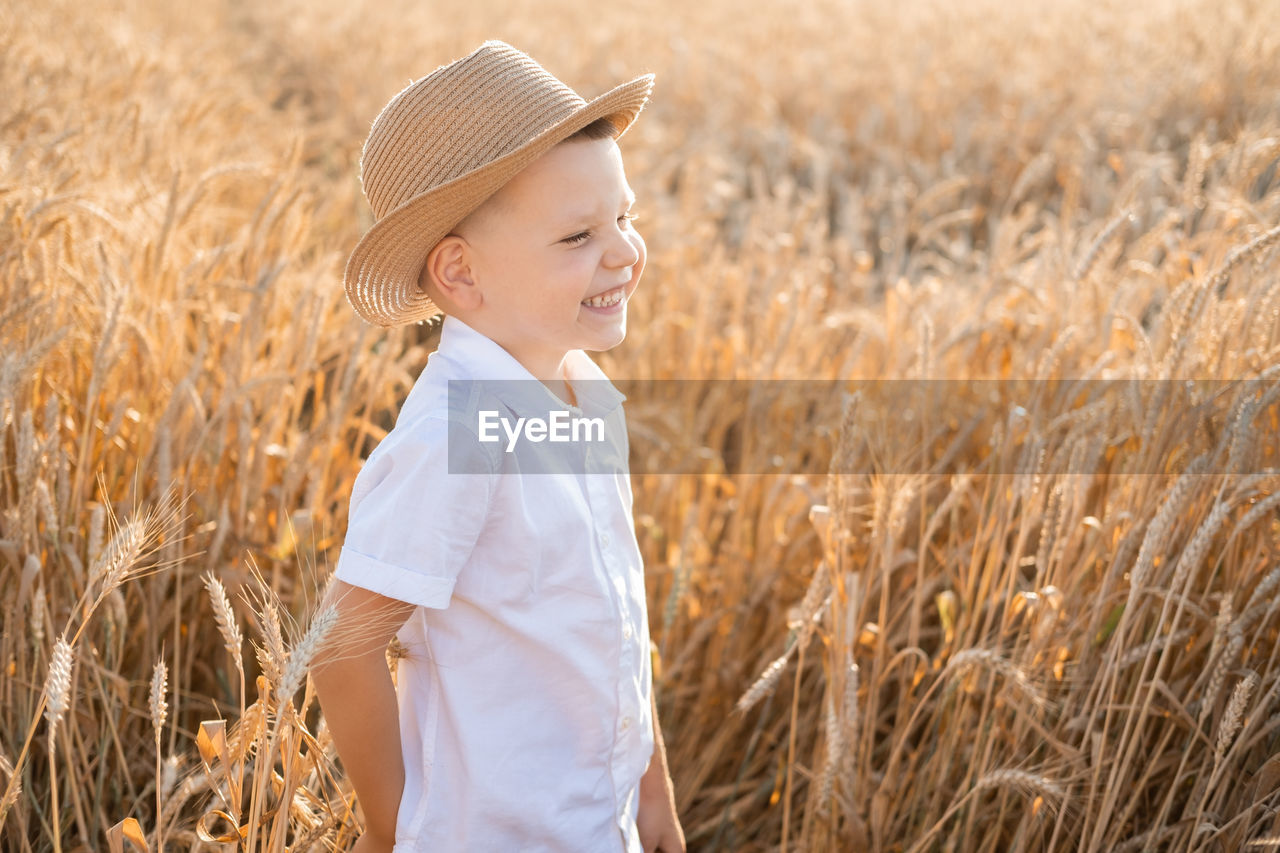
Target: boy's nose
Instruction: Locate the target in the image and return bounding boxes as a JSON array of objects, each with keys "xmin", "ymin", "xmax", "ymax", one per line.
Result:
[{"xmin": 606, "ymin": 229, "xmax": 643, "ymax": 270}]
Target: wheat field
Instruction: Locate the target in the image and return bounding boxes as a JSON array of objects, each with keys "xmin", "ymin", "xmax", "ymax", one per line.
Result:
[{"xmin": 3, "ymin": 0, "xmax": 1280, "ymax": 850}]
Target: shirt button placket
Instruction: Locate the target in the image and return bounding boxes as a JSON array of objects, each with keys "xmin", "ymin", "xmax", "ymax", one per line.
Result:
[{"xmin": 589, "ymin": 476, "xmax": 632, "ymax": 825}]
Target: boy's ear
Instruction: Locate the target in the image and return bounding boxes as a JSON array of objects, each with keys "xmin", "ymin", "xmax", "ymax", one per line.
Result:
[{"xmin": 420, "ymin": 235, "xmax": 481, "ymax": 312}]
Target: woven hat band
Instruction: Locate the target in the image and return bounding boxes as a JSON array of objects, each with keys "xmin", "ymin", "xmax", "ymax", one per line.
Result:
[{"xmin": 360, "ymin": 42, "xmax": 588, "ymax": 221}]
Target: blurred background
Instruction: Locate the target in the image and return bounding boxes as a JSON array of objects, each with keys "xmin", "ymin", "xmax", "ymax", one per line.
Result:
[{"xmin": 3, "ymin": 0, "xmax": 1280, "ymax": 850}]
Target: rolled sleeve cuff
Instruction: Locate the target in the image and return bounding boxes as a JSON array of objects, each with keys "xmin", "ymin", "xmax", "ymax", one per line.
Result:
[{"xmin": 334, "ymin": 545, "xmax": 455, "ymax": 609}]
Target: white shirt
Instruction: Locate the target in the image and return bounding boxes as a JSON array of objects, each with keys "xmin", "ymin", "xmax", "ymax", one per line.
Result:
[{"xmin": 334, "ymin": 315, "xmax": 654, "ymax": 853}]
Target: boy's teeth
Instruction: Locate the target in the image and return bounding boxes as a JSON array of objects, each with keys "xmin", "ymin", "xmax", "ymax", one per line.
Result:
[{"xmin": 582, "ymin": 288, "xmax": 624, "ymax": 308}]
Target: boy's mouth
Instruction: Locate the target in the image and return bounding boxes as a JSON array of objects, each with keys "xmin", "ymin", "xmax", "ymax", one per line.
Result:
[{"xmin": 581, "ymin": 285, "xmax": 627, "ymax": 309}]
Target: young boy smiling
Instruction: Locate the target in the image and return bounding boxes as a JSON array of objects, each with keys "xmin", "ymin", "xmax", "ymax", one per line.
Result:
[
  {"xmin": 424, "ymin": 124, "xmax": 642, "ymax": 391},
  {"xmin": 311, "ymin": 42, "xmax": 685, "ymax": 853}
]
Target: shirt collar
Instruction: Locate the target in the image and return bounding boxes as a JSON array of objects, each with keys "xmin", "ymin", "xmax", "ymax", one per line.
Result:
[{"xmin": 435, "ymin": 315, "xmax": 626, "ymax": 417}]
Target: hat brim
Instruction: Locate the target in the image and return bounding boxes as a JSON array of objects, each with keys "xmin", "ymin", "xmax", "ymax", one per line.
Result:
[{"xmin": 344, "ymin": 73, "xmax": 655, "ymax": 328}]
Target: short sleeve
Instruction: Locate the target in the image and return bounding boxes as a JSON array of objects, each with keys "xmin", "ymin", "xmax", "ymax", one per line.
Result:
[{"xmin": 334, "ymin": 414, "xmax": 495, "ymax": 609}]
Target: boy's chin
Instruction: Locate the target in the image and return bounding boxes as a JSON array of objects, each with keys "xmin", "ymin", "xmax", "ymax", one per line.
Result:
[{"xmin": 583, "ymin": 327, "xmax": 627, "ymax": 352}]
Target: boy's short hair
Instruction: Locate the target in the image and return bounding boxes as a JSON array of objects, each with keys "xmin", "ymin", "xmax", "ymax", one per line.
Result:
[
  {"xmin": 565, "ymin": 116, "xmax": 620, "ymax": 142},
  {"xmin": 343, "ymin": 42, "xmax": 654, "ymax": 329}
]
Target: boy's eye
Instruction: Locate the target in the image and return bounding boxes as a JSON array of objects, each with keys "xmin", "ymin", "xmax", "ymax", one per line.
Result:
[{"xmin": 561, "ymin": 212, "xmax": 639, "ymax": 246}]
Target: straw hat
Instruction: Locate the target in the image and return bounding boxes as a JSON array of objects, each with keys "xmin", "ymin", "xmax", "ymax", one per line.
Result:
[{"xmin": 345, "ymin": 41, "xmax": 655, "ymax": 327}]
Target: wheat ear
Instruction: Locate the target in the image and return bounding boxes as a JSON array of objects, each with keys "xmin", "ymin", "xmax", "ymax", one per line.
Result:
[{"xmin": 150, "ymin": 658, "xmax": 169, "ymax": 851}]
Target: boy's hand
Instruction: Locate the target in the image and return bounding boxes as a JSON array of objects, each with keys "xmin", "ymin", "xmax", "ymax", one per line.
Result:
[
  {"xmin": 636, "ymin": 765, "xmax": 686, "ymax": 853},
  {"xmin": 312, "ymin": 581, "xmax": 414, "ymax": 853}
]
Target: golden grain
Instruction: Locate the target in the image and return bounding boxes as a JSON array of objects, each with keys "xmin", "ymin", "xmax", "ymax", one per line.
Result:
[
  {"xmin": 736, "ymin": 653, "xmax": 791, "ymax": 714},
  {"xmin": 973, "ymin": 767, "xmax": 1067, "ymax": 805},
  {"xmin": 1214, "ymin": 670, "xmax": 1257, "ymax": 759},
  {"xmin": 3, "ymin": 0, "xmax": 1280, "ymax": 849},
  {"xmin": 43, "ymin": 635, "xmax": 73, "ymax": 734},
  {"xmin": 149, "ymin": 659, "xmax": 168, "ymax": 739},
  {"xmin": 944, "ymin": 648, "xmax": 1049, "ymax": 710},
  {"xmin": 89, "ymin": 517, "xmax": 147, "ymax": 599},
  {"xmin": 1206, "ymin": 224, "xmax": 1280, "ymax": 296},
  {"xmin": 202, "ymin": 571, "xmax": 245, "ymax": 674},
  {"xmin": 255, "ymin": 603, "xmax": 288, "ymax": 686},
  {"xmin": 1237, "ymin": 565, "xmax": 1280, "ymax": 630},
  {"xmin": 1117, "ymin": 628, "xmax": 1193, "ymax": 669},
  {"xmin": 1128, "ymin": 455, "xmax": 1209, "ymax": 598},
  {"xmin": 1202, "ymin": 629, "xmax": 1245, "ymax": 726},
  {"xmin": 1073, "ymin": 208, "xmax": 1134, "ymax": 282},
  {"xmin": 277, "ymin": 604, "xmax": 338, "ymax": 703},
  {"xmin": 1169, "ymin": 496, "xmax": 1231, "ymax": 593}
]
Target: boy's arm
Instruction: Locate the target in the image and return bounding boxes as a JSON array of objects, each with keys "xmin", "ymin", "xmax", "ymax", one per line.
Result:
[
  {"xmin": 311, "ymin": 580, "xmax": 419, "ymax": 851},
  {"xmin": 636, "ymin": 690, "xmax": 686, "ymax": 853}
]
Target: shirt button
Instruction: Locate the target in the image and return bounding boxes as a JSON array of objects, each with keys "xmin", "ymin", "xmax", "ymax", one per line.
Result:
[
  {"xmin": 623, "ymin": 624, "xmax": 633, "ymax": 639},
  {"xmin": 621, "ymin": 716, "xmax": 633, "ymax": 730},
  {"xmin": 600, "ymin": 532, "xmax": 611, "ymax": 547}
]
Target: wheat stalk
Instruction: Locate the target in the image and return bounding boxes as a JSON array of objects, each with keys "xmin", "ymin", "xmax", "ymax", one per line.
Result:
[
  {"xmin": 815, "ymin": 657, "xmax": 859, "ymax": 817},
  {"xmin": 0, "ymin": 745, "xmax": 19, "ymax": 830},
  {"xmin": 1170, "ymin": 497, "xmax": 1231, "ymax": 594},
  {"xmin": 90, "ymin": 517, "xmax": 147, "ymax": 600},
  {"xmin": 43, "ymin": 635, "xmax": 73, "ymax": 738},
  {"xmin": 278, "ymin": 604, "xmax": 338, "ymax": 704},
  {"xmin": 1074, "ymin": 208, "xmax": 1134, "ymax": 281},
  {"xmin": 1205, "ymin": 223, "xmax": 1280, "ymax": 295},
  {"xmin": 737, "ymin": 652, "xmax": 792, "ymax": 714},
  {"xmin": 1235, "ymin": 565, "xmax": 1280, "ymax": 631},
  {"xmin": 909, "ymin": 766, "xmax": 1068, "ymax": 852},
  {"xmin": 150, "ymin": 659, "xmax": 169, "ymax": 740},
  {"xmin": 255, "ymin": 602, "xmax": 288, "ymax": 685},
  {"xmin": 973, "ymin": 767, "xmax": 1067, "ymax": 805},
  {"xmin": 203, "ymin": 572, "xmax": 245, "ymax": 674},
  {"xmin": 1201, "ymin": 629, "xmax": 1244, "ymax": 725},
  {"xmin": 944, "ymin": 648, "xmax": 1049, "ymax": 710},
  {"xmin": 87, "ymin": 503, "xmax": 106, "ymax": 566},
  {"xmin": 150, "ymin": 657, "xmax": 169, "ymax": 851},
  {"xmin": 815, "ymin": 683, "xmax": 841, "ymax": 813},
  {"xmin": 1231, "ymin": 491, "xmax": 1280, "ymax": 545},
  {"xmin": 1214, "ymin": 670, "xmax": 1257, "ymax": 759},
  {"xmin": 43, "ymin": 634, "xmax": 73, "ymax": 853},
  {"xmin": 1118, "ymin": 628, "xmax": 1194, "ymax": 669},
  {"xmin": 30, "ymin": 577, "xmax": 46, "ymax": 649},
  {"xmin": 35, "ymin": 478, "xmax": 58, "ymax": 541},
  {"xmin": 0, "ymin": 779, "xmax": 20, "ymax": 837},
  {"xmin": 1127, "ymin": 455, "xmax": 1209, "ymax": 599}
]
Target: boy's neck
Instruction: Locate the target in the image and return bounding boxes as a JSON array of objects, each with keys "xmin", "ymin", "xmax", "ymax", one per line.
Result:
[
  {"xmin": 494, "ymin": 338, "xmax": 578, "ymax": 408},
  {"xmin": 444, "ymin": 315, "xmax": 580, "ymax": 408},
  {"xmin": 529, "ymin": 355, "xmax": 578, "ymax": 409}
]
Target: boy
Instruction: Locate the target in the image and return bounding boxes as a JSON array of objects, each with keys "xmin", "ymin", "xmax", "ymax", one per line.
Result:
[{"xmin": 311, "ymin": 41, "xmax": 685, "ymax": 853}]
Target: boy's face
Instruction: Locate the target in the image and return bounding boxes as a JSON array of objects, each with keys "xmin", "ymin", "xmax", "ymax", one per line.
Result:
[{"xmin": 429, "ymin": 136, "xmax": 645, "ymax": 378}]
